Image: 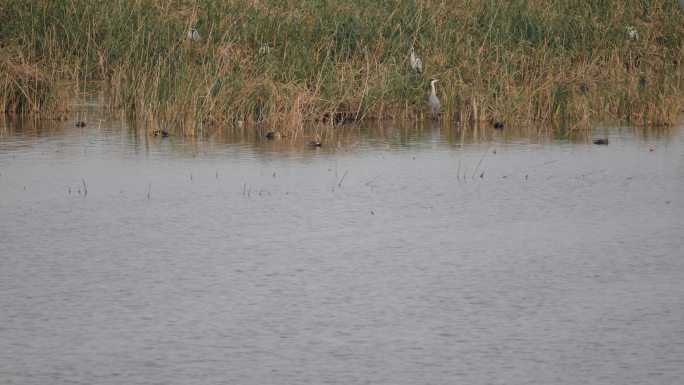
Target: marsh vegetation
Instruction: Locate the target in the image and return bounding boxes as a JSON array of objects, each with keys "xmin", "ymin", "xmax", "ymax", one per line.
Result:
[{"xmin": 1, "ymin": 0, "xmax": 683, "ymax": 136}]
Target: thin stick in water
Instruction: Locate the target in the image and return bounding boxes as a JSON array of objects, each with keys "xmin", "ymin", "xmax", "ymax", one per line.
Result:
[
  {"xmin": 531, "ymin": 159, "xmax": 559, "ymax": 168},
  {"xmin": 364, "ymin": 174, "xmax": 381, "ymax": 186},
  {"xmin": 471, "ymin": 143, "xmax": 491, "ymax": 179},
  {"xmin": 457, "ymin": 158, "xmax": 461, "ymax": 180},
  {"xmin": 338, "ymin": 169, "xmax": 348, "ymax": 188}
]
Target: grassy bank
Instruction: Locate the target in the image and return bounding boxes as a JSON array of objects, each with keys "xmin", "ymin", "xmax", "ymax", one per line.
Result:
[{"xmin": 1, "ymin": 0, "xmax": 683, "ymax": 135}]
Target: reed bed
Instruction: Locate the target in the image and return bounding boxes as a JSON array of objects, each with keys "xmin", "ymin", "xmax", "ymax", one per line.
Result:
[{"xmin": 1, "ymin": 0, "xmax": 683, "ymax": 135}]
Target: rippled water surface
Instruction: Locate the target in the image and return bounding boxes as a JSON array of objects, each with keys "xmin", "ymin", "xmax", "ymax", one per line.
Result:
[{"xmin": 1, "ymin": 114, "xmax": 683, "ymax": 385}]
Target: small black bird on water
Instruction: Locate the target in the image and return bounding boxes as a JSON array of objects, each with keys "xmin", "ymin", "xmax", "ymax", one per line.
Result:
[
  {"xmin": 153, "ymin": 130, "xmax": 169, "ymax": 138},
  {"xmin": 493, "ymin": 122, "xmax": 504, "ymax": 129},
  {"xmin": 76, "ymin": 121, "xmax": 86, "ymax": 128},
  {"xmin": 593, "ymin": 139, "xmax": 609, "ymax": 145},
  {"xmin": 308, "ymin": 140, "xmax": 322, "ymax": 147}
]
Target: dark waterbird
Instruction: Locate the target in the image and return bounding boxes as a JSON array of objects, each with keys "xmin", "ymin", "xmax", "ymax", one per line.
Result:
[
  {"xmin": 493, "ymin": 122, "xmax": 504, "ymax": 129},
  {"xmin": 265, "ymin": 131, "xmax": 278, "ymax": 139},
  {"xmin": 308, "ymin": 140, "xmax": 322, "ymax": 147},
  {"xmin": 76, "ymin": 121, "xmax": 86, "ymax": 127},
  {"xmin": 593, "ymin": 139, "xmax": 609, "ymax": 145},
  {"xmin": 153, "ymin": 130, "xmax": 169, "ymax": 138}
]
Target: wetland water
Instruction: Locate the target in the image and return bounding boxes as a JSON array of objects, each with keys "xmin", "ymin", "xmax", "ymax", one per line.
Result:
[{"xmin": 1, "ymin": 114, "xmax": 683, "ymax": 385}]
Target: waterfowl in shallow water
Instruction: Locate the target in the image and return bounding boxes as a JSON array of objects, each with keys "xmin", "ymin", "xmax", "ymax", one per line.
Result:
[
  {"xmin": 76, "ymin": 121, "xmax": 86, "ymax": 128},
  {"xmin": 201, "ymin": 116, "xmax": 218, "ymax": 126},
  {"xmin": 428, "ymin": 78, "xmax": 441, "ymax": 119},
  {"xmin": 593, "ymin": 139, "xmax": 609, "ymax": 145},
  {"xmin": 308, "ymin": 140, "xmax": 322, "ymax": 147},
  {"xmin": 153, "ymin": 130, "xmax": 169, "ymax": 138},
  {"xmin": 493, "ymin": 122, "xmax": 504, "ymax": 129}
]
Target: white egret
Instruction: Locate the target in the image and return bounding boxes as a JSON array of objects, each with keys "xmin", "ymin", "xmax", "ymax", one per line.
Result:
[
  {"xmin": 259, "ymin": 44, "xmax": 270, "ymax": 55},
  {"xmin": 409, "ymin": 46, "xmax": 424, "ymax": 73},
  {"xmin": 187, "ymin": 28, "xmax": 201, "ymax": 41},
  {"xmin": 626, "ymin": 26, "xmax": 639, "ymax": 41},
  {"xmin": 429, "ymin": 78, "xmax": 441, "ymax": 118}
]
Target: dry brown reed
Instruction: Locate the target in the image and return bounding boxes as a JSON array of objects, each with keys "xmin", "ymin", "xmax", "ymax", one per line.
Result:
[{"xmin": 1, "ymin": 0, "xmax": 683, "ymax": 136}]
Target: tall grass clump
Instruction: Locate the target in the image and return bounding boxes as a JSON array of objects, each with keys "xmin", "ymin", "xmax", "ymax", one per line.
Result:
[{"xmin": 1, "ymin": 0, "xmax": 683, "ymax": 135}]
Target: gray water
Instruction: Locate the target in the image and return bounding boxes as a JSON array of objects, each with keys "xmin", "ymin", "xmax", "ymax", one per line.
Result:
[{"xmin": 1, "ymin": 113, "xmax": 683, "ymax": 385}]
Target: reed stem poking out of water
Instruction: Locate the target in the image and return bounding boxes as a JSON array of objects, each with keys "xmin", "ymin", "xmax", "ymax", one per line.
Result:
[{"xmin": 1, "ymin": 0, "xmax": 683, "ymax": 135}]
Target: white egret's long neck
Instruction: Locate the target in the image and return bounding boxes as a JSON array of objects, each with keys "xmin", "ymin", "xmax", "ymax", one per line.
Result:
[{"xmin": 430, "ymin": 81, "xmax": 436, "ymax": 96}]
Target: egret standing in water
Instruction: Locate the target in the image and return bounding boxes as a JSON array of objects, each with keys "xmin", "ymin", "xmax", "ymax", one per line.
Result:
[
  {"xmin": 409, "ymin": 46, "xmax": 423, "ymax": 73},
  {"xmin": 429, "ymin": 78, "xmax": 441, "ymax": 119}
]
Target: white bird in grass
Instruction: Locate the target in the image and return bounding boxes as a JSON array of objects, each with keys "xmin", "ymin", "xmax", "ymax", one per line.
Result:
[
  {"xmin": 626, "ymin": 26, "xmax": 639, "ymax": 41},
  {"xmin": 187, "ymin": 28, "xmax": 201, "ymax": 41},
  {"xmin": 429, "ymin": 78, "xmax": 441, "ymax": 118},
  {"xmin": 409, "ymin": 46, "xmax": 424, "ymax": 73}
]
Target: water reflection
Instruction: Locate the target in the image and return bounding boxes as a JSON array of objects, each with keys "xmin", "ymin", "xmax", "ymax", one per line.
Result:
[{"xmin": 2, "ymin": 112, "xmax": 678, "ymax": 154}]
